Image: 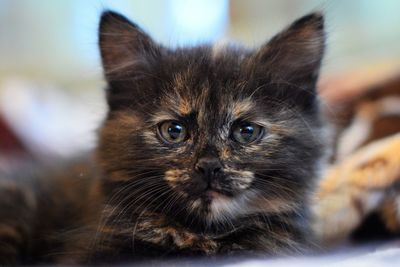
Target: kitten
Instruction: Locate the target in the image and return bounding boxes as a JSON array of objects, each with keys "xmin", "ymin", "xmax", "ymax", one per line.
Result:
[{"xmin": 0, "ymin": 10, "xmax": 326, "ymax": 264}]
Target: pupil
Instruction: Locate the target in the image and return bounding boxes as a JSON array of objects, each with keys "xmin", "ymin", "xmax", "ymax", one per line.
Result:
[
  {"xmin": 168, "ymin": 123, "xmax": 182, "ymax": 140},
  {"xmin": 240, "ymin": 125, "xmax": 254, "ymax": 139}
]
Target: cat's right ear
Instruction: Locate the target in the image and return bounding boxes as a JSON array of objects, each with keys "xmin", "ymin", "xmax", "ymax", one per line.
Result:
[
  {"xmin": 99, "ymin": 11, "xmax": 159, "ymax": 80},
  {"xmin": 250, "ymin": 13, "xmax": 325, "ymax": 111}
]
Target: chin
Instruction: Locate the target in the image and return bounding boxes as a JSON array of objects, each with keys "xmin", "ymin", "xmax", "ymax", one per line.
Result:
[{"xmin": 193, "ymin": 189, "xmax": 256, "ymax": 224}]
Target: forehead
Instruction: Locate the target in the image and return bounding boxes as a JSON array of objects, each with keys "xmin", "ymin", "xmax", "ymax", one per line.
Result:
[{"xmin": 158, "ymin": 46, "xmax": 255, "ymax": 121}]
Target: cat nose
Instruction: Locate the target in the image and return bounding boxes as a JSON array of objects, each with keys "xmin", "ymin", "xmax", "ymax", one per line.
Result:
[{"xmin": 195, "ymin": 157, "xmax": 223, "ymax": 177}]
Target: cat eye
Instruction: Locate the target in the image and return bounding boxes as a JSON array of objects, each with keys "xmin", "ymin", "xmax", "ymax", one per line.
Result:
[
  {"xmin": 158, "ymin": 120, "xmax": 188, "ymax": 144},
  {"xmin": 232, "ymin": 122, "xmax": 264, "ymax": 144}
]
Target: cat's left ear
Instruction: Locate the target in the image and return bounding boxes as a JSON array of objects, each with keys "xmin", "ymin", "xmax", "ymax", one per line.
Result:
[
  {"xmin": 98, "ymin": 11, "xmax": 159, "ymax": 80},
  {"xmin": 253, "ymin": 13, "xmax": 325, "ymax": 108}
]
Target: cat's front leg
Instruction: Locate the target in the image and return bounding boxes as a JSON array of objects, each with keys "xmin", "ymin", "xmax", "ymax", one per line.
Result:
[
  {"xmin": 0, "ymin": 181, "xmax": 36, "ymax": 265},
  {"xmin": 0, "ymin": 224, "xmax": 24, "ymax": 265},
  {"xmin": 132, "ymin": 212, "xmax": 218, "ymax": 255},
  {"xmin": 77, "ymin": 216, "xmax": 218, "ymax": 263}
]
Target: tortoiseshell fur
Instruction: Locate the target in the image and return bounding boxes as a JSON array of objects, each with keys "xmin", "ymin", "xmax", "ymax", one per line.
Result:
[{"xmin": 0, "ymin": 11, "xmax": 326, "ymax": 264}]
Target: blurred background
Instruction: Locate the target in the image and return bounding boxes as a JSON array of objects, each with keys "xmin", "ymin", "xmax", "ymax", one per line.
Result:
[{"xmin": 0, "ymin": 0, "xmax": 400, "ymax": 163}]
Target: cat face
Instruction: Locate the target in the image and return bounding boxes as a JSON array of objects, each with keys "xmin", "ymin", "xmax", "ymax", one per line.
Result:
[{"xmin": 97, "ymin": 11, "xmax": 325, "ymax": 227}]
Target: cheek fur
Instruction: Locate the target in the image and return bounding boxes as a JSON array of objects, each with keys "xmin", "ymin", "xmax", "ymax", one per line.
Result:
[
  {"xmin": 141, "ymin": 128, "xmax": 161, "ymax": 147},
  {"xmin": 224, "ymin": 168, "xmax": 254, "ymax": 190},
  {"xmin": 164, "ymin": 169, "xmax": 191, "ymax": 187}
]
